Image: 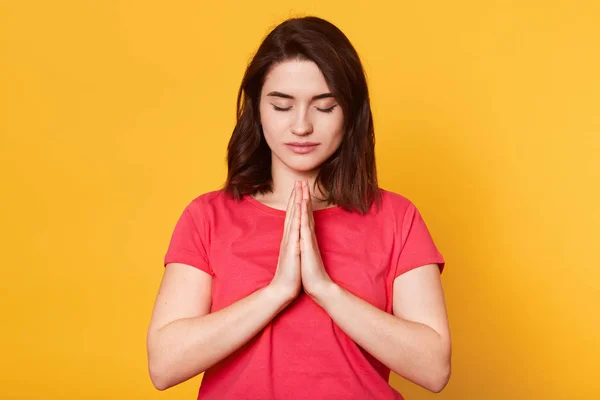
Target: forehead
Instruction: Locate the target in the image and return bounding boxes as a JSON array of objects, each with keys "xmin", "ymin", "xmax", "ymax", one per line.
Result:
[{"xmin": 261, "ymin": 59, "xmax": 331, "ymax": 97}]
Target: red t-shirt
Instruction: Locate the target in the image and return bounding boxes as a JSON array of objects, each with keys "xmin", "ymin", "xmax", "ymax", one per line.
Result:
[{"xmin": 163, "ymin": 188, "xmax": 445, "ymax": 399}]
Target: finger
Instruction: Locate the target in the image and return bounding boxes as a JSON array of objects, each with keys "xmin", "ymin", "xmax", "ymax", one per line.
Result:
[
  {"xmin": 295, "ymin": 181, "xmax": 302, "ymax": 206},
  {"xmin": 300, "ymin": 199, "xmax": 313, "ymax": 248},
  {"xmin": 305, "ymin": 180, "xmax": 312, "ymax": 210},
  {"xmin": 291, "ymin": 194, "xmax": 301, "ymax": 245},
  {"xmin": 305, "ymin": 181, "xmax": 315, "ymax": 229},
  {"xmin": 302, "ymin": 181, "xmax": 312, "ymax": 228},
  {"xmin": 284, "ymin": 181, "xmax": 298, "ymax": 237},
  {"xmin": 288, "ymin": 181, "xmax": 297, "ymax": 207},
  {"xmin": 300, "ymin": 197, "xmax": 308, "ymax": 230},
  {"xmin": 302, "ymin": 180, "xmax": 309, "ymax": 201},
  {"xmin": 291, "ymin": 181, "xmax": 302, "ymax": 232},
  {"xmin": 300, "ymin": 198, "xmax": 307, "ymax": 242}
]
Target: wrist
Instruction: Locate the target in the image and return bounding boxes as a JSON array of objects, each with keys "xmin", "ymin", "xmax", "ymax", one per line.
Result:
[
  {"xmin": 306, "ymin": 280, "xmax": 340, "ymax": 308},
  {"xmin": 265, "ymin": 282, "xmax": 298, "ymax": 307}
]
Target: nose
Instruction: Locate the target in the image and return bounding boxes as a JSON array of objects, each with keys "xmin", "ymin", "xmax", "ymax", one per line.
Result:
[{"xmin": 290, "ymin": 110, "xmax": 313, "ymax": 136}]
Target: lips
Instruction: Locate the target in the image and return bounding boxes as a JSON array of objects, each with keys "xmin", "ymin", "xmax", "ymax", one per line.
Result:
[
  {"xmin": 284, "ymin": 142, "xmax": 320, "ymax": 154},
  {"xmin": 285, "ymin": 142, "xmax": 320, "ymax": 147}
]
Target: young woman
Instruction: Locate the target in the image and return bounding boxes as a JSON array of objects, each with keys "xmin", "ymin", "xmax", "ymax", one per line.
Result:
[{"xmin": 147, "ymin": 16, "xmax": 451, "ymax": 399}]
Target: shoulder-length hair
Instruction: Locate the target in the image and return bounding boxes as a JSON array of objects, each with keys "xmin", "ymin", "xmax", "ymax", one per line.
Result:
[{"xmin": 223, "ymin": 16, "xmax": 380, "ymax": 214}]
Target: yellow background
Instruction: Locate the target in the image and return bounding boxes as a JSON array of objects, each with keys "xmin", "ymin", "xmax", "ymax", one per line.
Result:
[{"xmin": 1, "ymin": 1, "xmax": 598, "ymax": 399}]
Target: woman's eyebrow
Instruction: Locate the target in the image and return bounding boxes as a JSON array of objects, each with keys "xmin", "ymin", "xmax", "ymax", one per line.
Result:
[{"xmin": 266, "ymin": 91, "xmax": 334, "ymax": 100}]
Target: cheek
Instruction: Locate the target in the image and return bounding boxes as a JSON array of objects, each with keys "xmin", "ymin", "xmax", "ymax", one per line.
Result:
[
  {"xmin": 259, "ymin": 108, "xmax": 287, "ymax": 149},
  {"xmin": 320, "ymin": 115, "xmax": 344, "ymax": 143},
  {"xmin": 260, "ymin": 105, "xmax": 288, "ymax": 132}
]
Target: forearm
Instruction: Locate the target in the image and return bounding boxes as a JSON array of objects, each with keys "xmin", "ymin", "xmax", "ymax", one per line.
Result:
[
  {"xmin": 148, "ymin": 284, "xmax": 293, "ymax": 390},
  {"xmin": 311, "ymin": 283, "xmax": 451, "ymax": 393}
]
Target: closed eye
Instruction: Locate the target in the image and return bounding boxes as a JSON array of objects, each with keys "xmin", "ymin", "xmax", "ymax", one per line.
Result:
[
  {"xmin": 271, "ymin": 104, "xmax": 292, "ymax": 111},
  {"xmin": 317, "ymin": 105, "xmax": 337, "ymax": 113},
  {"xmin": 270, "ymin": 104, "xmax": 338, "ymax": 113}
]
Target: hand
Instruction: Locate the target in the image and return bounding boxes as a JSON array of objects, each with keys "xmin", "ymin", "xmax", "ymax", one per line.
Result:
[
  {"xmin": 299, "ymin": 180, "xmax": 334, "ymax": 300},
  {"xmin": 269, "ymin": 181, "xmax": 302, "ymax": 301}
]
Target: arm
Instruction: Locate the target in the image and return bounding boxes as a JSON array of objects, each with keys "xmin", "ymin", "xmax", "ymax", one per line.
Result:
[
  {"xmin": 310, "ymin": 264, "xmax": 451, "ymax": 393},
  {"xmin": 297, "ymin": 181, "xmax": 451, "ymax": 392},
  {"xmin": 148, "ymin": 183, "xmax": 303, "ymax": 390},
  {"xmin": 146, "ymin": 262, "xmax": 294, "ymax": 391},
  {"xmin": 298, "ymin": 181, "xmax": 450, "ymax": 392}
]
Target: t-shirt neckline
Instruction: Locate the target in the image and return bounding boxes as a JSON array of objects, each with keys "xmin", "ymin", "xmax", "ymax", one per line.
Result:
[{"xmin": 243, "ymin": 194, "xmax": 344, "ymax": 217}]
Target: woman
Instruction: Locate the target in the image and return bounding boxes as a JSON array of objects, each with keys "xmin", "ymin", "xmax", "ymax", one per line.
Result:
[{"xmin": 147, "ymin": 16, "xmax": 451, "ymax": 399}]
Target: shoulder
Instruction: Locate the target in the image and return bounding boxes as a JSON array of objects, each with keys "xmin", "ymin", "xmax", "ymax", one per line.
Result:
[
  {"xmin": 187, "ymin": 189, "xmax": 231, "ymax": 207},
  {"xmin": 377, "ymin": 188, "xmax": 417, "ymax": 217},
  {"xmin": 181, "ymin": 189, "xmax": 240, "ymax": 220}
]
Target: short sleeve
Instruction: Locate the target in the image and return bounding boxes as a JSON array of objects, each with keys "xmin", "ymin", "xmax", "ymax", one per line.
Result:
[
  {"xmin": 163, "ymin": 203, "xmax": 214, "ymax": 277},
  {"xmin": 395, "ymin": 202, "xmax": 445, "ymax": 277}
]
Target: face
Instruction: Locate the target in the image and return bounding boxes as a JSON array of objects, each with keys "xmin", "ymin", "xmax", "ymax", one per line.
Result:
[{"xmin": 259, "ymin": 59, "xmax": 344, "ymax": 174}]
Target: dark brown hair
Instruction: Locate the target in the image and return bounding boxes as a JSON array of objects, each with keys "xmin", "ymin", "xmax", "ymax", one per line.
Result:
[{"xmin": 223, "ymin": 16, "xmax": 380, "ymax": 214}]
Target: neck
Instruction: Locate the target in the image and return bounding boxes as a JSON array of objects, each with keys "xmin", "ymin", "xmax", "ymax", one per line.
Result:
[{"xmin": 257, "ymin": 155, "xmax": 331, "ymax": 210}]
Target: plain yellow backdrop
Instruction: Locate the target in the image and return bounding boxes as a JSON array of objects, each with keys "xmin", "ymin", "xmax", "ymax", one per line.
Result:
[{"xmin": 1, "ymin": 1, "xmax": 598, "ymax": 399}]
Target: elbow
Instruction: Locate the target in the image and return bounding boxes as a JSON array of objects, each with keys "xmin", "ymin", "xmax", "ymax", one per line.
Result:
[
  {"xmin": 148, "ymin": 345, "xmax": 177, "ymax": 391},
  {"xmin": 147, "ymin": 331, "xmax": 175, "ymax": 391},
  {"xmin": 150, "ymin": 376, "xmax": 169, "ymax": 392},
  {"xmin": 393, "ymin": 350, "xmax": 451, "ymax": 393},
  {"xmin": 151, "ymin": 378, "xmax": 169, "ymax": 392},
  {"xmin": 426, "ymin": 351, "xmax": 451, "ymax": 393},
  {"xmin": 147, "ymin": 349, "xmax": 208, "ymax": 391},
  {"xmin": 427, "ymin": 361, "xmax": 451, "ymax": 393},
  {"xmin": 148, "ymin": 360, "xmax": 171, "ymax": 391}
]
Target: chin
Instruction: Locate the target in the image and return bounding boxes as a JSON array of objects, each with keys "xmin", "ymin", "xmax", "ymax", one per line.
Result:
[{"xmin": 281, "ymin": 157, "xmax": 325, "ymax": 173}]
